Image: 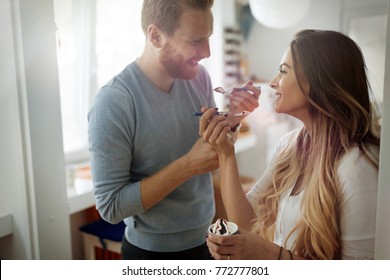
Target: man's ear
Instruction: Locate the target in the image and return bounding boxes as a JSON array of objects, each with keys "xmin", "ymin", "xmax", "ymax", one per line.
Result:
[{"xmin": 148, "ymin": 25, "xmax": 162, "ymax": 48}]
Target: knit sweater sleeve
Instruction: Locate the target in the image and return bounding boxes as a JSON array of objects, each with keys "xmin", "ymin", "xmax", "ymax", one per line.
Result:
[{"xmin": 88, "ymin": 84, "xmax": 144, "ymax": 224}]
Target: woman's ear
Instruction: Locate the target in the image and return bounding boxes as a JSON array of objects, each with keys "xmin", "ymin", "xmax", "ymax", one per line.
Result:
[{"xmin": 148, "ymin": 25, "xmax": 162, "ymax": 48}]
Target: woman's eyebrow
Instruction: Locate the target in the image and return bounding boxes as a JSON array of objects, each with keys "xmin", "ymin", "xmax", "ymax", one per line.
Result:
[{"xmin": 280, "ymin": 63, "xmax": 292, "ymax": 69}]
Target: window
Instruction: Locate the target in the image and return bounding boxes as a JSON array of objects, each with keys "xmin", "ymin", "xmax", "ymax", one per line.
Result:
[{"xmin": 54, "ymin": 0, "xmax": 144, "ymax": 163}]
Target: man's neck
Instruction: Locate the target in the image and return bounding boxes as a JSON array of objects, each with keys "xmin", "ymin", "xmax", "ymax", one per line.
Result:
[{"xmin": 137, "ymin": 52, "xmax": 174, "ymax": 93}]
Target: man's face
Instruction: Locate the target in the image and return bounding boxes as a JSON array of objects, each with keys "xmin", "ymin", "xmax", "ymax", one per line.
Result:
[{"xmin": 159, "ymin": 9, "xmax": 213, "ymax": 80}]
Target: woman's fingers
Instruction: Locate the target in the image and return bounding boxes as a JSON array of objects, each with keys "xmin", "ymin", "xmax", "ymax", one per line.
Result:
[
  {"xmin": 206, "ymin": 234, "xmax": 238, "ymax": 259},
  {"xmin": 200, "ymin": 109, "xmax": 230, "ymax": 143},
  {"xmin": 205, "ymin": 119, "xmax": 230, "ymax": 144},
  {"xmin": 229, "ymin": 82, "xmax": 261, "ymax": 112},
  {"xmin": 198, "ymin": 106, "xmax": 215, "ymax": 136},
  {"xmin": 229, "ymin": 92, "xmax": 259, "ymax": 111}
]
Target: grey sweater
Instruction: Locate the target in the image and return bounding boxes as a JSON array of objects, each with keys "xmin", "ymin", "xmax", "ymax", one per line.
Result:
[{"xmin": 88, "ymin": 62, "xmax": 216, "ymax": 252}]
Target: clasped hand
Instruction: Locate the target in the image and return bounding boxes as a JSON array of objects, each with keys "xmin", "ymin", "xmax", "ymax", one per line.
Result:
[
  {"xmin": 199, "ymin": 81, "xmax": 260, "ymax": 153},
  {"xmin": 199, "ymin": 106, "xmax": 234, "ymax": 155}
]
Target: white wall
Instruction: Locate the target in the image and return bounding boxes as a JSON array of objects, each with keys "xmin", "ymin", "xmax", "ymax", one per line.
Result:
[
  {"xmin": 0, "ymin": 0, "xmax": 71, "ymax": 259},
  {"xmin": 245, "ymin": 0, "xmax": 341, "ymax": 82},
  {"xmin": 244, "ymin": 0, "xmax": 388, "ymax": 82},
  {"xmin": 0, "ymin": 0, "xmax": 37, "ymax": 259},
  {"xmin": 375, "ymin": 3, "xmax": 390, "ymax": 260},
  {"xmin": 19, "ymin": 0, "xmax": 72, "ymax": 259}
]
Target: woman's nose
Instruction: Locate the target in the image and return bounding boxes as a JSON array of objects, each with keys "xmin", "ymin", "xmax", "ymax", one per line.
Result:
[{"xmin": 269, "ymin": 76, "xmax": 278, "ymax": 89}]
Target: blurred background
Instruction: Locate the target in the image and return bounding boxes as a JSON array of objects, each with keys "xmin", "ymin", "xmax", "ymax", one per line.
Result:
[{"xmin": 1, "ymin": 0, "xmax": 389, "ymax": 259}]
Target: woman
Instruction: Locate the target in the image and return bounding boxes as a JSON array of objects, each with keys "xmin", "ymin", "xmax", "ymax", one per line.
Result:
[{"xmin": 200, "ymin": 30, "xmax": 381, "ymax": 260}]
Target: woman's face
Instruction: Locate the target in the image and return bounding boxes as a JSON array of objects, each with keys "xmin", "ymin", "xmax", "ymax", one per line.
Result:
[{"xmin": 269, "ymin": 48, "xmax": 310, "ymax": 124}]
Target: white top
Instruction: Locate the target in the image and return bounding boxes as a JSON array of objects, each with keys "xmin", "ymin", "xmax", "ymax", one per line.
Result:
[{"xmin": 247, "ymin": 131, "xmax": 378, "ymax": 259}]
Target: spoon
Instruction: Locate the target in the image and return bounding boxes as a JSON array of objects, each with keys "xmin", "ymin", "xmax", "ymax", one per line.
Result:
[
  {"xmin": 213, "ymin": 86, "xmax": 244, "ymax": 95},
  {"xmin": 213, "ymin": 86, "xmax": 261, "ymax": 95},
  {"xmin": 193, "ymin": 111, "xmax": 250, "ymax": 117}
]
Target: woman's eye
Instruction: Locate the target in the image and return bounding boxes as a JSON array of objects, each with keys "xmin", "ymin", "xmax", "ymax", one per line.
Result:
[{"xmin": 279, "ymin": 69, "xmax": 287, "ymax": 75}]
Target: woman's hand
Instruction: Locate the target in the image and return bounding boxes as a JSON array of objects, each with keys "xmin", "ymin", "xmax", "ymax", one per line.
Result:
[
  {"xmin": 229, "ymin": 81, "xmax": 261, "ymax": 114},
  {"xmin": 198, "ymin": 107, "xmax": 235, "ymax": 155},
  {"xmin": 206, "ymin": 229, "xmax": 273, "ymax": 260}
]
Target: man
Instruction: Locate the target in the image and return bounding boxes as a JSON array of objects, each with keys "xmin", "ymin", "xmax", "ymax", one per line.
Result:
[{"xmin": 88, "ymin": 0, "xmax": 260, "ymax": 259}]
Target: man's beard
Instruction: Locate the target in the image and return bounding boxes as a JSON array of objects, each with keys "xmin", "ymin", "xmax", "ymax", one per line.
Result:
[{"xmin": 159, "ymin": 43, "xmax": 198, "ymax": 80}]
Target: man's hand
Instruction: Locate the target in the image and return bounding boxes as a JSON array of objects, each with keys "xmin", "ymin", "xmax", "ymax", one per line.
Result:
[{"xmin": 185, "ymin": 137, "xmax": 219, "ymax": 176}]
